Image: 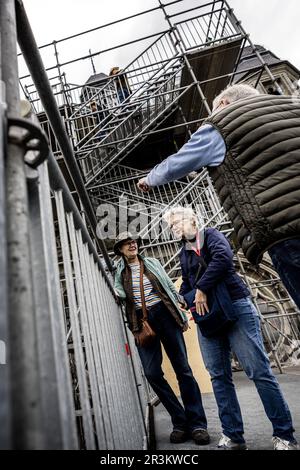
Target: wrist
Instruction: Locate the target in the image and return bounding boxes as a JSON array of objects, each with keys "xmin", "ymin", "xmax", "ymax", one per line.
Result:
[{"xmin": 196, "ymin": 283, "xmax": 207, "ymax": 294}]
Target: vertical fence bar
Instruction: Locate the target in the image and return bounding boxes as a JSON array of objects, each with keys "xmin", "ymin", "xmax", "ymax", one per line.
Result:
[
  {"xmin": 121, "ymin": 312, "xmax": 149, "ymax": 447},
  {"xmin": 67, "ymin": 213, "xmax": 108, "ymax": 449},
  {"xmin": 92, "ymin": 255, "xmax": 136, "ymax": 448},
  {"xmin": 76, "ymin": 231, "xmax": 115, "ymax": 449},
  {"xmin": 86, "ymin": 254, "xmax": 124, "ymax": 448},
  {"xmin": 82, "ymin": 243, "xmax": 119, "ymax": 446},
  {"xmin": 0, "ymin": 69, "xmax": 10, "ymax": 449},
  {"xmin": 55, "ymin": 190, "xmax": 96, "ymax": 449},
  {"xmin": 27, "ymin": 168, "xmax": 66, "ymax": 449},
  {"xmin": 38, "ymin": 162, "xmax": 78, "ymax": 449},
  {"xmin": 91, "ymin": 255, "xmax": 147, "ymax": 449},
  {"xmin": 1, "ymin": 0, "xmax": 43, "ymax": 449}
]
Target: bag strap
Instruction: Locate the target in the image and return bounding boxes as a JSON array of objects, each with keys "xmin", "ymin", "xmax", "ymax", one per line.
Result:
[
  {"xmin": 139, "ymin": 260, "xmax": 148, "ymax": 321},
  {"xmin": 186, "ymin": 230, "xmax": 207, "ymax": 285},
  {"xmin": 194, "ymin": 255, "xmax": 208, "ymax": 284}
]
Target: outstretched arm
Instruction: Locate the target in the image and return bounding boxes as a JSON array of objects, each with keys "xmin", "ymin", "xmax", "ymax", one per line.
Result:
[{"xmin": 137, "ymin": 124, "xmax": 225, "ymax": 191}]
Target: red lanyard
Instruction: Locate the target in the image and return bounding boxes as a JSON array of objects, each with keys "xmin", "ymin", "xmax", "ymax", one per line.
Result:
[{"xmin": 190, "ymin": 232, "xmax": 201, "ymax": 257}]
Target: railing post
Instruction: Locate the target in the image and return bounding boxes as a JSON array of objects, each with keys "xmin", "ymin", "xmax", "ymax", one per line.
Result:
[
  {"xmin": 53, "ymin": 41, "xmax": 72, "ymax": 109},
  {"xmin": 0, "ymin": 0, "xmax": 43, "ymax": 448},
  {"xmin": 0, "ymin": 54, "xmax": 10, "ymax": 450}
]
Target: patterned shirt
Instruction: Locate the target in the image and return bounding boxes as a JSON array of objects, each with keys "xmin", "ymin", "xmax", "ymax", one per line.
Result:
[{"xmin": 129, "ymin": 263, "xmax": 161, "ymax": 309}]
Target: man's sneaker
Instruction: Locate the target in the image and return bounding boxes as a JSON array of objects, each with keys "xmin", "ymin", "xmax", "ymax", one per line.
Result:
[
  {"xmin": 191, "ymin": 428, "xmax": 210, "ymax": 445},
  {"xmin": 170, "ymin": 429, "xmax": 189, "ymax": 444},
  {"xmin": 272, "ymin": 437, "xmax": 299, "ymax": 450},
  {"xmin": 218, "ymin": 433, "xmax": 248, "ymax": 450}
]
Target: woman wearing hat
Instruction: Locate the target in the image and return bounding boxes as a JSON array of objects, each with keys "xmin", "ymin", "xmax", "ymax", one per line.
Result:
[{"xmin": 114, "ymin": 231, "xmax": 209, "ymax": 445}]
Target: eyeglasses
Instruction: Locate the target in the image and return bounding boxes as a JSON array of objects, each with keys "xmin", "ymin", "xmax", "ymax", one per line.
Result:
[
  {"xmin": 170, "ymin": 217, "xmax": 190, "ymax": 230},
  {"xmin": 123, "ymin": 240, "xmax": 137, "ymax": 247}
]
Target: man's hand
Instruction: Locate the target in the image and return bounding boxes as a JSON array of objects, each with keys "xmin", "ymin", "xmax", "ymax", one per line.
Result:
[
  {"xmin": 194, "ymin": 289, "xmax": 209, "ymax": 316},
  {"xmin": 137, "ymin": 177, "xmax": 150, "ymax": 193}
]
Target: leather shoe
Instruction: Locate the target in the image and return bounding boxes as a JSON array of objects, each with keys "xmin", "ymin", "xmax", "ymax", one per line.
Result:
[
  {"xmin": 170, "ymin": 429, "xmax": 189, "ymax": 444},
  {"xmin": 191, "ymin": 428, "xmax": 210, "ymax": 445}
]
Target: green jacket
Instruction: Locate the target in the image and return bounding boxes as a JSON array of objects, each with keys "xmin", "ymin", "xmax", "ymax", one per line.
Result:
[{"xmin": 114, "ymin": 256, "xmax": 187, "ymax": 330}]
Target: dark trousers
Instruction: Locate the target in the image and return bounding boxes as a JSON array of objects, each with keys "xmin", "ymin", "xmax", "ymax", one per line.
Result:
[
  {"xmin": 136, "ymin": 302, "xmax": 207, "ymax": 432},
  {"xmin": 268, "ymin": 238, "xmax": 300, "ymax": 309}
]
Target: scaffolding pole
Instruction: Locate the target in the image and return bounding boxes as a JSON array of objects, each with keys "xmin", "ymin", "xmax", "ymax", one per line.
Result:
[{"xmin": 0, "ymin": 0, "xmax": 42, "ymax": 449}]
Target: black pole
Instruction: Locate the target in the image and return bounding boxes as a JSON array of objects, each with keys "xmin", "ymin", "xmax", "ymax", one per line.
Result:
[{"xmin": 15, "ymin": 0, "xmax": 113, "ymax": 273}]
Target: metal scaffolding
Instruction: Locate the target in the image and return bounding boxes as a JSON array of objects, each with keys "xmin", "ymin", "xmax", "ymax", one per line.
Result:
[{"xmin": 19, "ymin": 0, "xmax": 299, "ymax": 370}]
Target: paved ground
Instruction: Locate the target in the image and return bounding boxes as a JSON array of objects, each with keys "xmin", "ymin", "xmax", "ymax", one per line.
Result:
[{"xmin": 154, "ymin": 368, "xmax": 300, "ymax": 451}]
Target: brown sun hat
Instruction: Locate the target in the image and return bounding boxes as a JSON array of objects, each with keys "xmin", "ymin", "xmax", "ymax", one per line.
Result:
[{"xmin": 113, "ymin": 231, "xmax": 141, "ymax": 256}]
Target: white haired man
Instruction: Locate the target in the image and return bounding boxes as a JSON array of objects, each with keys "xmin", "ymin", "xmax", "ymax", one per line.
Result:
[
  {"xmin": 137, "ymin": 84, "xmax": 300, "ymax": 311},
  {"xmin": 163, "ymin": 206, "xmax": 298, "ymax": 450}
]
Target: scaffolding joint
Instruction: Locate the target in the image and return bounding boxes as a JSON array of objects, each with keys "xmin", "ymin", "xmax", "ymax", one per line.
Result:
[{"xmin": 8, "ymin": 116, "xmax": 49, "ymax": 168}]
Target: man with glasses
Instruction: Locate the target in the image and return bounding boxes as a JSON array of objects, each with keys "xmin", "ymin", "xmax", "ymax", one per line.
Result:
[{"xmin": 137, "ymin": 84, "xmax": 300, "ymax": 312}]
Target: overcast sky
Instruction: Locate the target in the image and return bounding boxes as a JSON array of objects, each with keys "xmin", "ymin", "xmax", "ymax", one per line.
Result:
[{"xmin": 20, "ymin": 0, "xmax": 300, "ymax": 85}]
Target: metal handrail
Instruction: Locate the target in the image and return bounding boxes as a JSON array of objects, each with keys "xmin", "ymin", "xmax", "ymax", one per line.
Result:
[{"xmin": 15, "ymin": 0, "xmax": 113, "ymax": 272}]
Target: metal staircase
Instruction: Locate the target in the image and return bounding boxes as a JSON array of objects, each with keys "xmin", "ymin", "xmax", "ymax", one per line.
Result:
[
  {"xmin": 65, "ymin": 32, "xmax": 181, "ymax": 181},
  {"xmin": 81, "ymin": 63, "xmax": 186, "ymax": 185},
  {"xmin": 65, "ymin": 3, "xmax": 246, "ymax": 187}
]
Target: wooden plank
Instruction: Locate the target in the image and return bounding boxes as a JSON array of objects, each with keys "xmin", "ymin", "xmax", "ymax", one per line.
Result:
[{"xmin": 175, "ymin": 39, "xmax": 243, "ymax": 136}]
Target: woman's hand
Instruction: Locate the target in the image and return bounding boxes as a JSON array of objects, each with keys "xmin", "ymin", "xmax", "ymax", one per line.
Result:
[
  {"xmin": 194, "ymin": 289, "xmax": 209, "ymax": 316},
  {"xmin": 178, "ymin": 304, "xmax": 191, "ymax": 332},
  {"xmin": 179, "ymin": 299, "xmax": 188, "ymax": 309}
]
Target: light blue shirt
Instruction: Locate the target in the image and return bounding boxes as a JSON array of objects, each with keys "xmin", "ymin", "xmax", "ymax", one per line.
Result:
[{"xmin": 145, "ymin": 124, "xmax": 226, "ymax": 187}]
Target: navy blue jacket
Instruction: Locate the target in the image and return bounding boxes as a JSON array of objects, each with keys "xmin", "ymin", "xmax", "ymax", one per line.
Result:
[{"xmin": 179, "ymin": 228, "xmax": 249, "ymax": 301}]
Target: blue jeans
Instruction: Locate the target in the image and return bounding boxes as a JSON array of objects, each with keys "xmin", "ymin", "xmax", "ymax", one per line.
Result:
[
  {"xmin": 268, "ymin": 238, "xmax": 300, "ymax": 309},
  {"xmin": 118, "ymin": 88, "xmax": 130, "ymax": 103},
  {"xmin": 137, "ymin": 302, "xmax": 207, "ymax": 432},
  {"xmin": 197, "ymin": 297, "xmax": 295, "ymax": 443}
]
